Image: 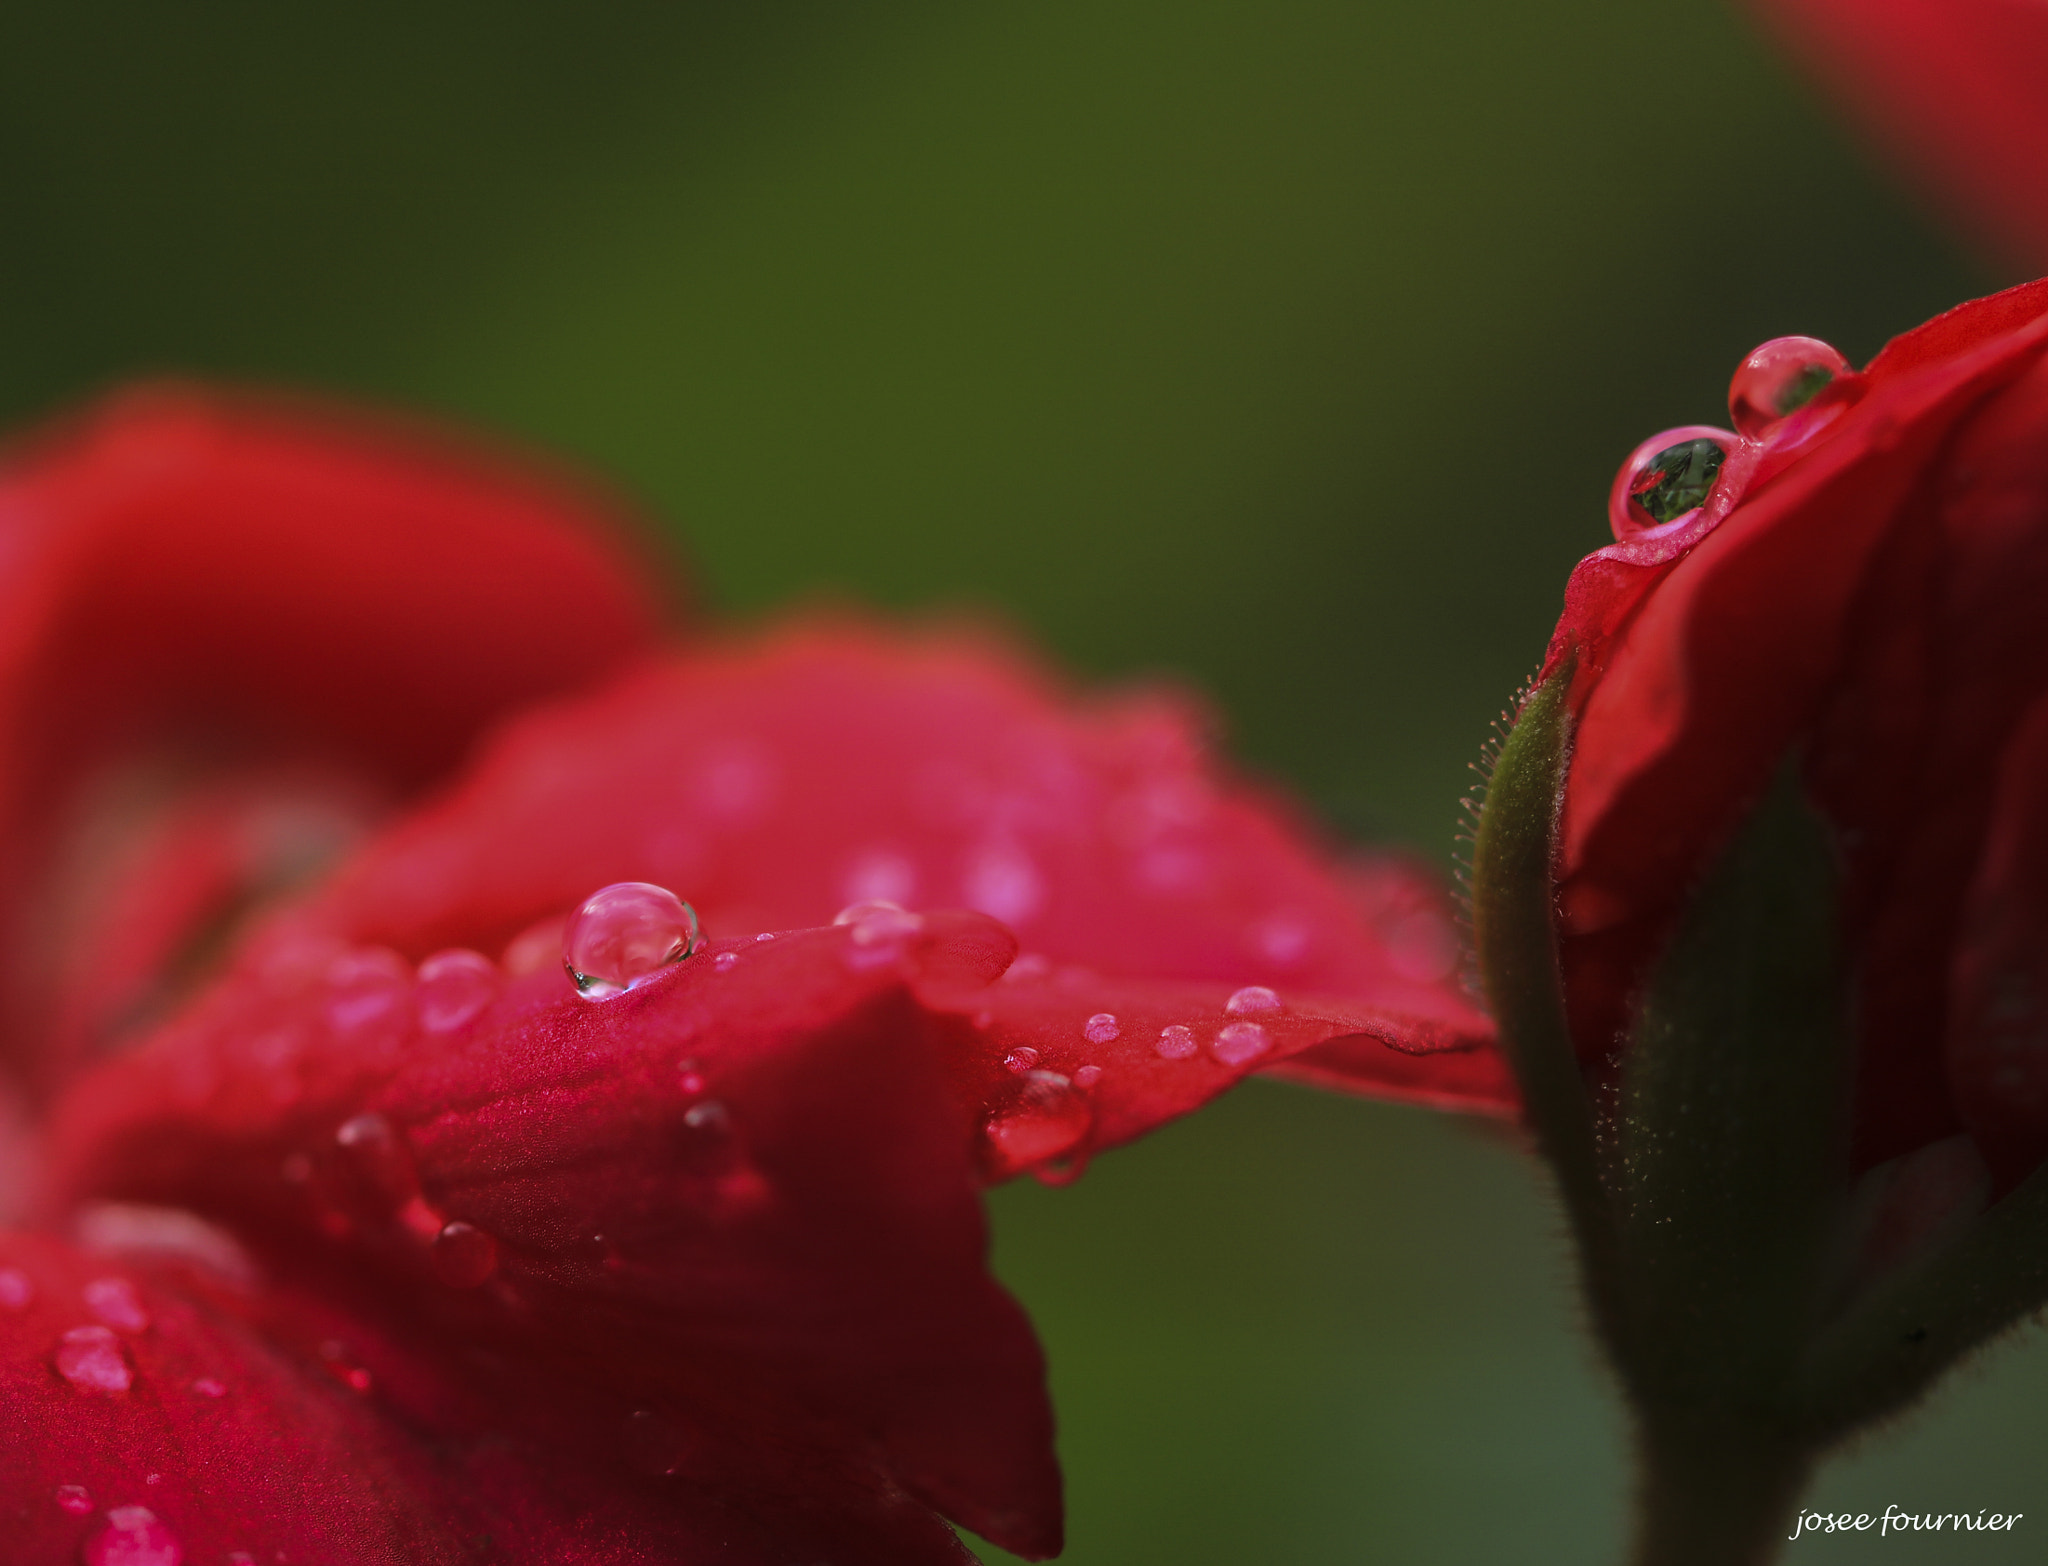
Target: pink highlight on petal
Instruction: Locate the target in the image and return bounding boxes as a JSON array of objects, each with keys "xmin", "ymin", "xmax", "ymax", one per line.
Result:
[
  {"xmin": 83, "ymin": 1276, "xmax": 149, "ymax": 1332},
  {"xmin": 0, "ymin": 1266, "xmax": 31, "ymax": 1309},
  {"xmin": 54, "ymin": 1484, "xmax": 93, "ymax": 1514}
]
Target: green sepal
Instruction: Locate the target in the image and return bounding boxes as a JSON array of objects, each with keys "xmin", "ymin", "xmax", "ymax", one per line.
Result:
[
  {"xmin": 1470, "ymin": 668, "xmax": 1625, "ymax": 1332},
  {"xmin": 1614, "ymin": 762, "xmax": 1849, "ymax": 1417}
]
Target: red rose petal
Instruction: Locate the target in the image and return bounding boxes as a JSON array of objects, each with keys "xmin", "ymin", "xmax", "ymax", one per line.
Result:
[
  {"xmin": 51, "ymin": 923, "xmax": 1060, "ymax": 1558},
  {"xmin": 278, "ymin": 618, "xmax": 1505, "ymax": 1115},
  {"xmin": 0, "ymin": 1231, "xmax": 977, "ymax": 1565},
  {"xmin": 0, "ymin": 386, "xmax": 667, "ymax": 1087}
]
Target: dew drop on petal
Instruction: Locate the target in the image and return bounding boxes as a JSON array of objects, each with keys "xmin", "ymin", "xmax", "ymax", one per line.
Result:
[
  {"xmin": 416, "ymin": 949, "xmax": 497, "ymax": 1033},
  {"xmin": 335, "ymin": 1113, "xmax": 420, "ymax": 1208},
  {"xmin": 1212, "ymin": 1021, "xmax": 1272, "ymax": 1067},
  {"xmin": 1002, "ymin": 1047, "xmax": 1040, "ymax": 1074},
  {"xmin": 1083, "ymin": 1013, "xmax": 1120, "ymax": 1044},
  {"xmin": 983, "ymin": 1071, "xmax": 1093, "ymax": 1173},
  {"xmin": 83, "ymin": 1504, "xmax": 183, "ymax": 1566},
  {"xmin": 563, "ymin": 883, "xmax": 700, "ymax": 999},
  {"xmin": 711, "ymin": 951, "xmax": 737, "ymax": 973},
  {"xmin": 323, "ymin": 948, "xmax": 413, "ymax": 1036},
  {"xmin": 83, "ymin": 1277, "xmax": 149, "ymax": 1333},
  {"xmin": 833, "ymin": 900, "xmax": 924, "ymax": 942},
  {"xmin": 191, "ymin": 1376, "xmax": 227, "ymax": 1398},
  {"xmin": 430, "ymin": 1222, "xmax": 499, "ymax": 1288},
  {"xmin": 1155, "ymin": 1025, "xmax": 1198, "ymax": 1060},
  {"xmin": 1608, "ymin": 427, "xmax": 1735, "ymax": 538},
  {"xmin": 0, "ymin": 1266, "xmax": 31, "ymax": 1309},
  {"xmin": 54, "ymin": 1484, "xmax": 93, "ymax": 1514},
  {"xmin": 1073, "ymin": 1064, "xmax": 1104, "ymax": 1089},
  {"xmin": 1728, "ymin": 335, "xmax": 1851, "ymax": 438},
  {"xmin": 1224, "ymin": 986, "xmax": 1281, "ymax": 1017},
  {"xmin": 54, "ymin": 1325, "xmax": 132, "ymax": 1393}
]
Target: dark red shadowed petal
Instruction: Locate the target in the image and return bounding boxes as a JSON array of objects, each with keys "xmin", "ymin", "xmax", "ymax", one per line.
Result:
[
  {"xmin": 0, "ymin": 1227, "xmax": 978, "ymax": 1565},
  {"xmin": 0, "ymin": 386, "xmax": 668, "ymax": 1087},
  {"xmin": 283, "ymin": 618, "xmax": 1506, "ymax": 1117},
  {"xmin": 1753, "ymin": 0, "xmax": 2048, "ymax": 269},
  {"xmin": 49, "ymin": 923, "xmax": 1061, "ymax": 1558},
  {"xmin": 1548, "ymin": 301, "xmax": 2048, "ymax": 1085},
  {"xmin": 1948, "ymin": 693, "xmax": 2048, "ymax": 1189}
]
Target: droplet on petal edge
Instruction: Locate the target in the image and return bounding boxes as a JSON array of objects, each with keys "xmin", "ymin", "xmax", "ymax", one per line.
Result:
[
  {"xmin": 1728, "ymin": 335, "xmax": 1852, "ymax": 438},
  {"xmin": 983, "ymin": 1071, "xmax": 1092, "ymax": 1173},
  {"xmin": 83, "ymin": 1505, "xmax": 183, "ymax": 1566},
  {"xmin": 1224, "ymin": 986, "xmax": 1281, "ymax": 1016},
  {"xmin": 1211, "ymin": 1022, "xmax": 1272, "ymax": 1067},
  {"xmin": 1083, "ymin": 1012, "xmax": 1120, "ymax": 1043},
  {"xmin": 429, "ymin": 1221, "xmax": 499, "ymax": 1288},
  {"xmin": 1155, "ymin": 1025, "xmax": 1198, "ymax": 1060},
  {"xmin": 54, "ymin": 1484, "xmax": 93, "ymax": 1514},
  {"xmin": 82, "ymin": 1277, "xmax": 149, "ymax": 1332},
  {"xmin": 0, "ymin": 1266, "xmax": 32, "ymax": 1309},
  {"xmin": 1608, "ymin": 426, "xmax": 1736, "ymax": 539},
  {"xmin": 416, "ymin": 949, "xmax": 497, "ymax": 1032},
  {"xmin": 563, "ymin": 882, "xmax": 699, "ymax": 999},
  {"xmin": 54, "ymin": 1325, "xmax": 133, "ymax": 1393}
]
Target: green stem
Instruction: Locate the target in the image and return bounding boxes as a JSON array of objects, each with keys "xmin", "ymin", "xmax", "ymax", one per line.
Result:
[{"xmin": 1631, "ymin": 1422, "xmax": 1813, "ymax": 1566}]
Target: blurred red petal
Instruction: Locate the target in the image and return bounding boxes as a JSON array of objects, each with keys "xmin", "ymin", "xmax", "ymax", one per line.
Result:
[
  {"xmin": 0, "ymin": 386, "xmax": 667, "ymax": 1085},
  {"xmin": 49, "ymin": 922, "xmax": 1060, "ymax": 1558},
  {"xmin": 1753, "ymin": 0, "xmax": 2048, "ymax": 270}
]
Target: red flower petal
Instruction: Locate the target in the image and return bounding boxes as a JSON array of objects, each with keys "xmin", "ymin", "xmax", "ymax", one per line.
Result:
[
  {"xmin": 1753, "ymin": 0, "xmax": 2048, "ymax": 269},
  {"xmin": 279, "ymin": 618, "xmax": 1506, "ymax": 1130},
  {"xmin": 0, "ymin": 1226, "xmax": 980, "ymax": 1564},
  {"xmin": 50, "ymin": 922, "xmax": 1060, "ymax": 1557},
  {"xmin": 0, "ymin": 386, "xmax": 667, "ymax": 1086}
]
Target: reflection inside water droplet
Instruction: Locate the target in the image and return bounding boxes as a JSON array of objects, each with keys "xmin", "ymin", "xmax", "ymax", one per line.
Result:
[{"xmin": 563, "ymin": 883, "xmax": 699, "ymax": 999}]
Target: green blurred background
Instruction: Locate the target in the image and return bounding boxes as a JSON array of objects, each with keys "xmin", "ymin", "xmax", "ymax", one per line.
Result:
[{"xmin": 4, "ymin": 2, "xmax": 2042, "ymax": 1559}]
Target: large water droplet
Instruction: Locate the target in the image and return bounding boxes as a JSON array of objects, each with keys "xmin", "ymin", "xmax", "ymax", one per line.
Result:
[
  {"xmin": 83, "ymin": 1277, "xmax": 149, "ymax": 1333},
  {"xmin": 83, "ymin": 1504, "xmax": 183, "ymax": 1566},
  {"xmin": 1211, "ymin": 1022, "xmax": 1272, "ymax": 1067},
  {"xmin": 0, "ymin": 1265, "xmax": 32, "ymax": 1309},
  {"xmin": 54, "ymin": 1325, "xmax": 132, "ymax": 1393},
  {"xmin": 430, "ymin": 1221, "xmax": 499, "ymax": 1288},
  {"xmin": 1728, "ymin": 336, "xmax": 1852, "ymax": 438},
  {"xmin": 563, "ymin": 883, "xmax": 699, "ymax": 999},
  {"xmin": 1608, "ymin": 426, "xmax": 1736, "ymax": 538},
  {"xmin": 416, "ymin": 949, "xmax": 497, "ymax": 1032},
  {"xmin": 983, "ymin": 1071, "xmax": 1092, "ymax": 1172},
  {"xmin": 1083, "ymin": 1013, "xmax": 1120, "ymax": 1044},
  {"xmin": 1155, "ymin": 1025, "xmax": 1198, "ymax": 1060},
  {"xmin": 335, "ymin": 1112, "xmax": 420, "ymax": 1209},
  {"xmin": 54, "ymin": 1484, "xmax": 93, "ymax": 1514},
  {"xmin": 1224, "ymin": 986, "xmax": 1281, "ymax": 1017}
]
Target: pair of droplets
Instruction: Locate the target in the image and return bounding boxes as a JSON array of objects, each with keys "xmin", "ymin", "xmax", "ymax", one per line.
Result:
[{"xmin": 1612, "ymin": 334, "xmax": 1856, "ymax": 540}]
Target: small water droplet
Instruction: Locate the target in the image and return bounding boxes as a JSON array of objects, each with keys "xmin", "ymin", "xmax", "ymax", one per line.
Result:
[
  {"xmin": 145, "ymin": 1473, "xmax": 161, "ymax": 1486},
  {"xmin": 1609, "ymin": 427, "xmax": 1734, "ymax": 537},
  {"xmin": 1083, "ymin": 1013, "xmax": 1120, "ymax": 1044},
  {"xmin": 191, "ymin": 1376, "xmax": 227, "ymax": 1398},
  {"xmin": 563, "ymin": 883, "xmax": 699, "ymax": 999},
  {"xmin": 54, "ymin": 1484, "xmax": 93, "ymax": 1514},
  {"xmin": 833, "ymin": 900, "xmax": 923, "ymax": 941},
  {"xmin": 983, "ymin": 1071, "xmax": 1093, "ymax": 1173},
  {"xmin": 416, "ymin": 949, "xmax": 497, "ymax": 1032},
  {"xmin": 335, "ymin": 1113, "xmax": 420, "ymax": 1209},
  {"xmin": 712, "ymin": 951, "xmax": 738, "ymax": 973},
  {"xmin": 1073, "ymin": 1064, "xmax": 1104, "ymax": 1089},
  {"xmin": 754, "ymin": 931, "xmax": 776, "ymax": 942},
  {"xmin": 430, "ymin": 1221, "xmax": 499, "ymax": 1288},
  {"xmin": 83, "ymin": 1277, "xmax": 149, "ymax": 1333},
  {"xmin": 1225, "ymin": 986, "xmax": 1282, "ymax": 1017},
  {"xmin": 1155, "ymin": 1025, "xmax": 1198, "ymax": 1060},
  {"xmin": 54, "ymin": 1325, "xmax": 132, "ymax": 1393},
  {"xmin": 83, "ymin": 1505, "xmax": 183, "ymax": 1566},
  {"xmin": 323, "ymin": 948, "xmax": 413, "ymax": 1036},
  {"xmin": 1729, "ymin": 335, "xmax": 1851, "ymax": 437},
  {"xmin": 0, "ymin": 1265, "xmax": 32, "ymax": 1309},
  {"xmin": 1002, "ymin": 1047, "xmax": 1041, "ymax": 1074},
  {"xmin": 1212, "ymin": 1022, "xmax": 1271, "ymax": 1066}
]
